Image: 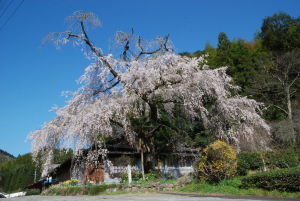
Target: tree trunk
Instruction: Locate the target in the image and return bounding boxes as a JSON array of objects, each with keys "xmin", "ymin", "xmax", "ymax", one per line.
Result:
[
  {"xmin": 139, "ymin": 138, "xmax": 145, "ymax": 180},
  {"xmin": 286, "ymin": 86, "xmax": 292, "ymax": 120},
  {"xmin": 149, "ymin": 103, "xmax": 158, "ymax": 121},
  {"xmin": 260, "ymin": 152, "xmax": 267, "ymax": 172},
  {"xmin": 141, "ymin": 150, "xmax": 145, "ymax": 180},
  {"xmin": 285, "ymin": 86, "xmax": 295, "ymax": 144}
]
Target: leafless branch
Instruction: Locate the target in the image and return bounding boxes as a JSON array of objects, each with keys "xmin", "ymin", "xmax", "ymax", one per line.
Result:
[
  {"xmin": 269, "ymin": 104, "xmax": 289, "ymax": 115},
  {"xmin": 135, "ymin": 35, "xmax": 170, "ymax": 60},
  {"xmin": 288, "ymin": 72, "xmax": 299, "ymax": 88}
]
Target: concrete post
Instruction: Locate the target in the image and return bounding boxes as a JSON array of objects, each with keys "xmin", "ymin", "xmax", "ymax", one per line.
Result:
[{"xmin": 127, "ymin": 164, "xmax": 132, "ymax": 184}]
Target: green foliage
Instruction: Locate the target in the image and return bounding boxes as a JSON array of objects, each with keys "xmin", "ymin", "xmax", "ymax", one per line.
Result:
[
  {"xmin": 159, "ymin": 178, "xmax": 177, "ymax": 184},
  {"xmin": 120, "ymin": 171, "xmax": 143, "ymax": 183},
  {"xmin": 203, "ymin": 33, "xmax": 263, "ymax": 95},
  {"xmin": 45, "ymin": 184, "xmax": 118, "ymax": 196},
  {"xmin": 0, "ymin": 153, "xmax": 40, "ymax": 193},
  {"xmin": 120, "ymin": 170, "xmax": 159, "ymax": 184},
  {"xmin": 130, "ymin": 102, "xmax": 210, "ymax": 157},
  {"xmin": 180, "ymin": 12, "xmax": 300, "ymax": 128},
  {"xmin": 237, "ymin": 152, "xmax": 264, "ymax": 175},
  {"xmin": 216, "ymin": 32, "xmax": 232, "ymax": 65},
  {"xmin": 263, "ymin": 107, "xmax": 287, "ymax": 121},
  {"xmin": 53, "ymin": 149, "xmax": 73, "ymax": 164},
  {"xmin": 237, "ymin": 149, "xmax": 300, "ymax": 176},
  {"xmin": 263, "ymin": 148, "xmax": 300, "ymax": 169},
  {"xmin": 179, "ymin": 177, "xmax": 300, "ymax": 198},
  {"xmin": 62, "ymin": 179, "xmax": 79, "ymax": 186},
  {"xmin": 0, "ymin": 149, "xmax": 72, "ymax": 193},
  {"xmin": 25, "ymin": 189, "xmax": 41, "ymax": 196},
  {"xmin": 241, "ymin": 167, "xmax": 300, "ymax": 192},
  {"xmin": 259, "ymin": 12, "xmax": 300, "ymax": 52},
  {"xmin": 87, "ymin": 184, "xmax": 116, "ymax": 195},
  {"xmin": 196, "ymin": 140, "xmax": 237, "ymax": 183},
  {"xmin": 0, "ymin": 149, "xmax": 14, "ymax": 162},
  {"xmin": 144, "ymin": 170, "xmax": 159, "ymax": 181}
]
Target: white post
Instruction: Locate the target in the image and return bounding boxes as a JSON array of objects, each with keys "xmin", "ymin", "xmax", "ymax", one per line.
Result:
[
  {"xmin": 34, "ymin": 168, "xmax": 37, "ymax": 182},
  {"xmin": 127, "ymin": 164, "xmax": 132, "ymax": 184}
]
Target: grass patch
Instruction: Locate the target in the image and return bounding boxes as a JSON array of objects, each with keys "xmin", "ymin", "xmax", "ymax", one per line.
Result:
[
  {"xmin": 43, "ymin": 176, "xmax": 300, "ymax": 198},
  {"xmin": 178, "ymin": 177, "xmax": 300, "ymax": 198},
  {"xmin": 25, "ymin": 188, "xmax": 41, "ymax": 196},
  {"xmin": 159, "ymin": 179, "xmax": 177, "ymax": 184},
  {"xmin": 43, "ymin": 183, "xmax": 119, "ymax": 196}
]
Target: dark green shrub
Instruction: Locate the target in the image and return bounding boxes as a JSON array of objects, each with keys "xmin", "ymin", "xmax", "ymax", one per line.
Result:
[
  {"xmin": 241, "ymin": 167, "xmax": 300, "ymax": 192},
  {"xmin": 264, "ymin": 149, "xmax": 299, "ymax": 169},
  {"xmin": 237, "ymin": 152, "xmax": 263, "ymax": 175},
  {"xmin": 237, "ymin": 149, "xmax": 300, "ymax": 176}
]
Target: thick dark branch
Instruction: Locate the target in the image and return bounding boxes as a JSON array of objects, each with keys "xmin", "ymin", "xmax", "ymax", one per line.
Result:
[
  {"xmin": 136, "ymin": 47, "xmax": 162, "ymax": 60},
  {"xmin": 149, "ymin": 103, "xmax": 158, "ymax": 122},
  {"xmin": 122, "ymin": 40, "xmax": 130, "ymax": 61},
  {"xmin": 68, "ymin": 22, "xmax": 119, "ymax": 80},
  {"xmin": 108, "ymin": 76, "xmax": 117, "ymax": 83},
  {"xmin": 135, "ymin": 35, "xmax": 170, "ymax": 60},
  {"xmin": 109, "ymin": 118, "xmax": 123, "ymax": 128},
  {"xmin": 80, "ymin": 21, "xmax": 90, "ymax": 42},
  {"xmin": 149, "ymin": 125, "xmax": 162, "ymax": 134},
  {"xmin": 93, "ymin": 80, "xmax": 120, "ymax": 95},
  {"xmin": 162, "ymin": 34, "xmax": 170, "ymax": 51}
]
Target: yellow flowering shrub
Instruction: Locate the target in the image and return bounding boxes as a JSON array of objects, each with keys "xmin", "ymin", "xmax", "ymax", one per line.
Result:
[
  {"xmin": 62, "ymin": 179, "xmax": 79, "ymax": 186},
  {"xmin": 196, "ymin": 140, "xmax": 237, "ymax": 183}
]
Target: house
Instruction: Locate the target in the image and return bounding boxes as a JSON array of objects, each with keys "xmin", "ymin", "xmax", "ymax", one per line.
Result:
[{"xmin": 47, "ymin": 143, "xmax": 198, "ymax": 184}]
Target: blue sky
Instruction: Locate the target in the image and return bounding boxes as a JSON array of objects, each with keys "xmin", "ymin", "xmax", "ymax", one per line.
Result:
[{"xmin": 0, "ymin": 0, "xmax": 299, "ymax": 156}]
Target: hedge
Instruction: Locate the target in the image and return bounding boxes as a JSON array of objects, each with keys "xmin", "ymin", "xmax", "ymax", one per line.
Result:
[
  {"xmin": 241, "ymin": 167, "xmax": 300, "ymax": 192},
  {"xmin": 237, "ymin": 152, "xmax": 263, "ymax": 175},
  {"xmin": 237, "ymin": 148, "xmax": 300, "ymax": 176},
  {"xmin": 264, "ymin": 149, "xmax": 300, "ymax": 169}
]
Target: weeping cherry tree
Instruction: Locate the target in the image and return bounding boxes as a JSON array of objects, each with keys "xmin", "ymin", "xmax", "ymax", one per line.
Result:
[{"xmin": 28, "ymin": 11, "xmax": 271, "ymax": 177}]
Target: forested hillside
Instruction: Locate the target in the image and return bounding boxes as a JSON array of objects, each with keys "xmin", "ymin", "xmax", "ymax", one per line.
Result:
[
  {"xmin": 0, "ymin": 149, "xmax": 14, "ymax": 162},
  {"xmin": 0, "ymin": 149, "xmax": 72, "ymax": 193},
  {"xmin": 0, "ymin": 154, "xmax": 36, "ymax": 192}
]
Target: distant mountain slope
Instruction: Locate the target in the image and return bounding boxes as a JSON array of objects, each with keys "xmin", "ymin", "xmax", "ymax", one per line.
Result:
[{"xmin": 0, "ymin": 149, "xmax": 15, "ymax": 162}]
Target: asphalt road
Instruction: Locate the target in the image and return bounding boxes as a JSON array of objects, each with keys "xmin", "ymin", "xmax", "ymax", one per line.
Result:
[{"xmin": 5, "ymin": 193, "xmax": 300, "ymax": 201}]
